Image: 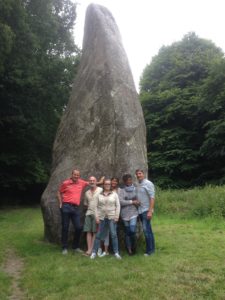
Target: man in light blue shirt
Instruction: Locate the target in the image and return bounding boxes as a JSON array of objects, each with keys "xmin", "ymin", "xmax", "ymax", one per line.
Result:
[{"xmin": 136, "ymin": 169, "xmax": 155, "ymax": 256}]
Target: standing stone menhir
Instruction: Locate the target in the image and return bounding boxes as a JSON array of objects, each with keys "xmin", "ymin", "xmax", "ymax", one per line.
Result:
[{"xmin": 41, "ymin": 3, "xmax": 147, "ymax": 243}]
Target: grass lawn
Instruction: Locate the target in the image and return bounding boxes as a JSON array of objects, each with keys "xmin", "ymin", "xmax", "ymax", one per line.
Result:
[{"xmin": 0, "ymin": 207, "xmax": 225, "ymax": 299}]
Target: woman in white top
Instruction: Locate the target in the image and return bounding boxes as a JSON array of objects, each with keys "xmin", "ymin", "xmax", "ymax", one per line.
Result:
[{"xmin": 90, "ymin": 179, "xmax": 122, "ymax": 260}]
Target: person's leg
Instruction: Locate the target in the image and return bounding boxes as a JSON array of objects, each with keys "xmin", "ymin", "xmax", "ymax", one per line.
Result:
[
  {"xmin": 98, "ymin": 225, "xmax": 109, "ymax": 256},
  {"xmin": 91, "ymin": 233, "xmax": 96, "ymax": 251},
  {"xmin": 129, "ymin": 217, "xmax": 137, "ymax": 253},
  {"xmin": 90, "ymin": 215, "xmax": 97, "ymax": 253},
  {"xmin": 108, "ymin": 219, "xmax": 119, "ymax": 254},
  {"xmin": 70, "ymin": 206, "xmax": 83, "ymax": 250},
  {"xmin": 139, "ymin": 212, "xmax": 155, "ymax": 254},
  {"xmin": 84, "ymin": 215, "xmax": 95, "ymax": 255},
  {"xmin": 86, "ymin": 232, "xmax": 93, "ymax": 254},
  {"xmin": 123, "ymin": 220, "xmax": 132, "ymax": 254},
  {"xmin": 61, "ymin": 204, "xmax": 71, "ymax": 251},
  {"xmin": 103, "ymin": 229, "xmax": 110, "ymax": 254},
  {"xmin": 92, "ymin": 219, "xmax": 106, "ymax": 254}
]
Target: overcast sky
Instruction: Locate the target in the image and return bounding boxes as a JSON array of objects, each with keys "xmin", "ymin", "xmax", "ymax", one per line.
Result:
[{"xmin": 74, "ymin": 0, "xmax": 225, "ymax": 90}]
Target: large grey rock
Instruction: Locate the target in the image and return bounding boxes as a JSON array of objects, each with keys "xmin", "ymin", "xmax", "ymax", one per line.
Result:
[{"xmin": 41, "ymin": 3, "xmax": 147, "ymax": 244}]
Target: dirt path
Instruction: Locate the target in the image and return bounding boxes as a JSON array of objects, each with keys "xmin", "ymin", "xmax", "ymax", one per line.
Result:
[{"xmin": 3, "ymin": 249, "xmax": 25, "ymax": 300}]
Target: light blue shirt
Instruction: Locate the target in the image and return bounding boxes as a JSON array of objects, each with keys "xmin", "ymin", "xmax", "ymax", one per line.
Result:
[{"xmin": 136, "ymin": 179, "xmax": 155, "ymax": 214}]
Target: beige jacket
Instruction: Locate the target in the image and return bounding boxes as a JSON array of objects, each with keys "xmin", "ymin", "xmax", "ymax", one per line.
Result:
[{"xmin": 96, "ymin": 191, "xmax": 120, "ymax": 220}]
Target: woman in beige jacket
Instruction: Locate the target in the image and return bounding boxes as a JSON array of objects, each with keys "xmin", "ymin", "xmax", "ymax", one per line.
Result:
[{"xmin": 90, "ymin": 179, "xmax": 122, "ymax": 259}]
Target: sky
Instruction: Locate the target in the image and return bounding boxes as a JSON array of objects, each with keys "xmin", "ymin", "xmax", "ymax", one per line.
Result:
[{"xmin": 73, "ymin": 0, "xmax": 225, "ymax": 90}]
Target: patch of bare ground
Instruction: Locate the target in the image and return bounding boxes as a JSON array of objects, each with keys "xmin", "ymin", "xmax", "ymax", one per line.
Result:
[{"xmin": 3, "ymin": 249, "xmax": 25, "ymax": 300}]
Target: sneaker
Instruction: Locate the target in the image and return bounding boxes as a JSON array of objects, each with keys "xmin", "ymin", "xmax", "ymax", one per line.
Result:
[
  {"xmin": 99, "ymin": 251, "xmax": 107, "ymax": 258},
  {"xmin": 62, "ymin": 249, "xmax": 68, "ymax": 255},
  {"xmin": 97, "ymin": 248, "xmax": 102, "ymax": 257},
  {"xmin": 114, "ymin": 253, "xmax": 122, "ymax": 260},
  {"xmin": 144, "ymin": 251, "xmax": 154, "ymax": 257},
  {"xmin": 90, "ymin": 253, "xmax": 96, "ymax": 259},
  {"xmin": 73, "ymin": 248, "xmax": 84, "ymax": 254}
]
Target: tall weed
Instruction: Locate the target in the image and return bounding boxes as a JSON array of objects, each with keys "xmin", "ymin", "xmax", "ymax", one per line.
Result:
[{"xmin": 156, "ymin": 185, "xmax": 225, "ymax": 219}]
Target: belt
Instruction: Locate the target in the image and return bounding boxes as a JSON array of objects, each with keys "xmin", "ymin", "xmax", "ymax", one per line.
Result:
[{"xmin": 63, "ymin": 202, "xmax": 79, "ymax": 207}]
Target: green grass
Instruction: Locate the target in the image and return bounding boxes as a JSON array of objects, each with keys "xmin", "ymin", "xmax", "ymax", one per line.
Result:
[
  {"xmin": 0, "ymin": 205, "xmax": 225, "ymax": 300},
  {"xmin": 156, "ymin": 185, "xmax": 225, "ymax": 219}
]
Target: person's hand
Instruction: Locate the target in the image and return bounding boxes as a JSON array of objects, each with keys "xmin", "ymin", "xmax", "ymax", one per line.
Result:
[
  {"xmin": 96, "ymin": 218, "xmax": 100, "ymax": 224},
  {"xmin": 132, "ymin": 200, "xmax": 140, "ymax": 206},
  {"xmin": 147, "ymin": 210, "xmax": 153, "ymax": 220},
  {"xmin": 114, "ymin": 218, "xmax": 119, "ymax": 222},
  {"xmin": 99, "ymin": 176, "xmax": 105, "ymax": 184}
]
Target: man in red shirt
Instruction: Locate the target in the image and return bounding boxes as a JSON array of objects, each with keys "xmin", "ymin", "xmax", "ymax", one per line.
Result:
[{"xmin": 57, "ymin": 169, "xmax": 89, "ymax": 254}]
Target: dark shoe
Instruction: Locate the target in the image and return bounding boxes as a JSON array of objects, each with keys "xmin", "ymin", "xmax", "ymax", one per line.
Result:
[{"xmin": 127, "ymin": 248, "xmax": 133, "ymax": 256}]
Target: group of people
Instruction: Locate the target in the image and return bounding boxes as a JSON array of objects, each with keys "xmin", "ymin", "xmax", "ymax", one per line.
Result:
[{"xmin": 57, "ymin": 169, "xmax": 155, "ymax": 260}]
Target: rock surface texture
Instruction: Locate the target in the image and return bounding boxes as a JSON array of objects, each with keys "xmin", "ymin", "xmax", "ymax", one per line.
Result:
[{"xmin": 41, "ymin": 4, "xmax": 147, "ymax": 243}]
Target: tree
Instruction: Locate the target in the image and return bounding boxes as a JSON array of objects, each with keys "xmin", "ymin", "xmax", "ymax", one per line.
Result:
[
  {"xmin": 199, "ymin": 60, "xmax": 225, "ymax": 183},
  {"xmin": 140, "ymin": 32, "xmax": 225, "ymax": 188},
  {"xmin": 0, "ymin": 0, "xmax": 80, "ymax": 198}
]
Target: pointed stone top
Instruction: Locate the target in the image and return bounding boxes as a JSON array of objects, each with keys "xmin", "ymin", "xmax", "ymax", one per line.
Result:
[{"xmin": 83, "ymin": 4, "xmax": 122, "ymax": 49}]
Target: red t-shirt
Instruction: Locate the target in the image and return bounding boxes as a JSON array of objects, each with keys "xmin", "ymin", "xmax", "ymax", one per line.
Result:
[{"xmin": 59, "ymin": 178, "xmax": 88, "ymax": 205}]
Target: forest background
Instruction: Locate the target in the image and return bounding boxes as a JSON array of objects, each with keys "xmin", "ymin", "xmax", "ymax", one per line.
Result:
[{"xmin": 1, "ymin": 0, "xmax": 225, "ymax": 204}]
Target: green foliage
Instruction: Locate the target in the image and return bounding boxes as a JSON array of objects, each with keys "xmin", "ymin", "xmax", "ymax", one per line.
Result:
[
  {"xmin": 140, "ymin": 32, "xmax": 225, "ymax": 188},
  {"xmin": 0, "ymin": 0, "xmax": 80, "ymax": 193},
  {"xmin": 156, "ymin": 185, "xmax": 225, "ymax": 219}
]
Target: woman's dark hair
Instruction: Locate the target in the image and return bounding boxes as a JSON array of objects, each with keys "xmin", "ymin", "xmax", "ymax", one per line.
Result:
[
  {"xmin": 122, "ymin": 173, "xmax": 132, "ymax": 182},
  {"xmin": 111, "ymin": 177, "xmax": 119, "ymax": 184}
]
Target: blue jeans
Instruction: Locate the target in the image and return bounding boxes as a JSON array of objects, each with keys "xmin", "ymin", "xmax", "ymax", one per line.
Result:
[
  {"xmin": 61, "ymin": 203, "xmax": 82, "ymax": 250},
  {"xmin": 123, "ymin": 217, "xmax": 137, "ymax": 251},
  {"xmin": 139, "ymin": 211, "xmax": 155, "ymax": 254},
  {"xmin": 92, "ymin": 218, "xmax": 119, "ymax": 254}
]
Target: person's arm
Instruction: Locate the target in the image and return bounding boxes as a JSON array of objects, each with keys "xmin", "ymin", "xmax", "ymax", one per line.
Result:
[
  {"xmin": 95, "ymin": 197, "xmax": 100, "ymax": 224},
  {"xmin": 120, "ymin": 197, "xmax": 135, "ymax": 206},
  {"xmin": 118, "ymin": 189, "xmax": 137, "ymax": 206},
  {"xmin": 146, "ymin": 182, "xmax": 155, "ymax": 219},
  {"xmin": 147, "ymin": 197, "xmax": 155, "ymax": 219},
  {"xmin": 96, "ymin": 176, "xmax": 105, "ymax": 186},
  {"xmin": 119, "ymin": 189, "xmax": 130, "ymax": 206},
  {"xmin": 58, "ymin": 180, "xmax": 67, "ymax": 208},
  {"xmin": 114, "ymin": 193, "xmax": 121, "ymax": 222},
  {"xmin": 83, "ymin": 193, "xmax": 88, "ymax": 210}
]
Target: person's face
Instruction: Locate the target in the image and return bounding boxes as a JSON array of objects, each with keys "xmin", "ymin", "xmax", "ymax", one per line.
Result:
[
  {"xmin": 103, "ymin": 180, "xmax": 111, "ymax": 191},
  {"xmin": 71, "ymin": 170, "xmax": 80, "ymax": 182},
  {"xmin": 111, "ymin": 179, "xmax": 119, "ymax": 189},
  {"xmin": 89, "ymin": 176, "xmax": 97, "ymax": 188},
  {"xmin": 125, "ymin": 177, "xmax": 132, "ymax": 186},
  {"xmin": 136, "ymin": 171, "xmax": 144, "ymax": 182}
]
